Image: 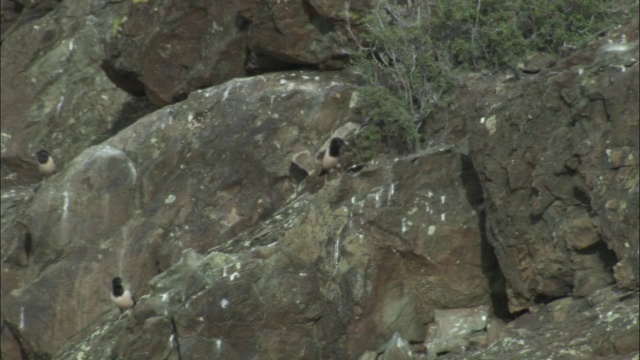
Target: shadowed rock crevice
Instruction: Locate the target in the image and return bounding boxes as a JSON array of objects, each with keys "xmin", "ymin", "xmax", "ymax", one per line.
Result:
[
  {"xmin": 23, "ymin": 231, "xmax": 32, "ymax": 266},
  {"xmin": 303, "ymin": 0, "xmax": 336, "ymax": 35},
  {"xmin": 245, "ymin": 51, "xmax": 319, "ymax": 75},
  {"xmin": 572, "ymin": 185, "xmax": 592, "ymax": 210},
  {"xmin": 3, "ymin": 320, "xmax": 31, "ymax": 360},
  {"xmin": 153, "ymin": 259, "xmax": 163, "ymax": 275},
  {"xmin": 575, "ymin": 240, "xmax": 619, "ymax": 273},
  {"xmin": 234, "ymin": 12, "xmax": 251, "ymax": 31},
  {"xmin": 108, "ymin": 97, "xmax": 158, "ymax": 137},
  {"xmin": 532, "ymin": 293, "xmax": 566, "ymax": 305},
  {"xmin": 100, "ymin": 61, "xmax": 147, "ymax": 97},
  {"xmin": 460, "ymin": 154, "xmax": 511, "ymax": 320},
  {"xmin": 479, "ymin": 210, "xmax": 512, "ymax": 320},
  {"xmin": 170, "ymin": 316, "xmax": 182, "ymax": 360},
  {"xmin": 1, "ymin": 8, "xmax": 638, "ymax": 357}
]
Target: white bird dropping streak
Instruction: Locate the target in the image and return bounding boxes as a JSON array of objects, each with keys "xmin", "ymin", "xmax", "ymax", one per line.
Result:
[
  {"xmin": 333, "ymin": 238, "xmax": 341, "ymax": 275},
  {"xmin": 62, "ymin": 191, "xmax": 70, "ymax": 220},
  {"xmin": 56, "ymin": 97, "xmax": 65, "ymax": 114},
  {"xmin": 20, "ymin": 307, "xmax": 24, "ymax": 330},
  {"xmin": 127, "ymin": 161, "xmax": 137, "ymax": 183}
]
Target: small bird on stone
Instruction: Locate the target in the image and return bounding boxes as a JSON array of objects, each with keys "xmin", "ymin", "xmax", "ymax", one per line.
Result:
[
  {"xmin": 33, "ymin": 149, "xmax": 57, "ymax": 176},
  {"xmin": 320, "ymin": 137, "xmax": 348, "ymax": 182},
  {"xmin": 111, "ymin": 277, "xmax": 136, "ymax": 312}
]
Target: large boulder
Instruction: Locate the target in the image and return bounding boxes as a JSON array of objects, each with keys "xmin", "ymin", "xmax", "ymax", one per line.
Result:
[
  {"xmin": 102, "ymin": 0, "xmax": 366, "ymax": 105},
  {"xmin": 2, "ymin": 70, "xmax": 501, "ymax": 358},
  {"xmin": 0, "ymin": 0, "xmax": 154, "ymax": 186},
  {"xmin": 426, "ymin": 22, "xmax": 639, "ymax": 310}
]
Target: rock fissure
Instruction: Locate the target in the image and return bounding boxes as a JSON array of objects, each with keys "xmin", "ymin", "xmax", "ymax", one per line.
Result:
[
  {"xmin": 169, "ymin": 316, "xmax": 182, "ymax": 360},
  {"xmin": 1, "ymin": 5, "xmax": 637, "ymax": 359}
]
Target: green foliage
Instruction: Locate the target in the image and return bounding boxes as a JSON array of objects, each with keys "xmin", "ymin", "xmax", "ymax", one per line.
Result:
[
  {"xmin": 351, "ymin": 126, "xmax": 383, "ymax": 164},
  {"xmin": 433, "ymin": 0, "xmax": 616, "ymax": 67},
  {"xmin": 345, "ymin": 0, "xmax": 617, "ymax": 160},
  {"xmin": 360, "ymin": 85, "xmax": 417, "ymax": 146},
  {"xmin": 346, "ymin": 0, "xmax": 455, "ymax": 156}
]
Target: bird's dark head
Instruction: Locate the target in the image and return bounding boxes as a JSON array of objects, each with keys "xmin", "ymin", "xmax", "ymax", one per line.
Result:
[
  {"xmin": 34, "ymin": 150, "xmax": 51, "ymax": 164},
  {"xmin": 328, "ymin": 137, "xmax": 348, "ymax": 156},
  {"xmin": 112, "ymin": 277, "xmax": 123, "ymax": 287},
  {"xmin": 330, "ymin": 137, "xmax": 346, "ymax": 147}
]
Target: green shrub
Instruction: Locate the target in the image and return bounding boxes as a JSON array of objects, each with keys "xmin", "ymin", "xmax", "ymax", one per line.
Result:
[
  {"xmin": 345, "ymin": 0, "xmax": 455, "ymax": 157},
  {"xmin": 433, "ymin": 0, "xmax": 616, "ymax": 67},
  {"xmin": 345, "ymin": 0, "xmax": 617, "ymax": 161}
]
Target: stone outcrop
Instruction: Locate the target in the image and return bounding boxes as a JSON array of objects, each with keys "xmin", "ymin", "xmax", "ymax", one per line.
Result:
[
  {"xmin": 1, "ymin": 0, "xmax": 638, "ymax": 359},
  {"xmin": 102, "ymin": 0, "xmax": 362, "ymax": 105},
  {"xmin": 425, "ymin": 21, "xmax": 639, "ymax": 312},
  {"xmin": 0, "ymin": 0, "xmax": 155, "ymax": 186},
  {"xmin": 2, "ymin": 69, "xmax": 504, "ymax": 358}
]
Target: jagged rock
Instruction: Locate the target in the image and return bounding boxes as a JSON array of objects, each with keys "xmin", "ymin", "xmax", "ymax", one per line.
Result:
[
  {"xmin": 102, "ymin": 0, "xmax": 363, "ymax": 105},
  {"xmin": 359, "ymin": 351, "xmax": 379, "ymax": 360},
  {"xmin": 2, "ymin": 66, "xmax": 501, "ymax": 358},
  {"xmin": 378, "ymin": 332, "xmax": 414, "ymax": 360},
  {"xmin": 1, "ymin": 2, "xmax": 638, "ymax": 359},
  {"xmin": 0, "ymin": 0, "xmax": 155, "ymax": 186},
  {"xmin": 425, "ymin": 305, "xmax": 490, "ymax": 356},
  {"xmin": 2, "ymin": 71, "xmax": 362, "ymax": 358},
  {"xmin": 427, "ymin": 22, "xmax": 639, "ymax": 311},
  {"xmin": 435, "ymin": 287, "xmax": 639, "ymax": 360}
]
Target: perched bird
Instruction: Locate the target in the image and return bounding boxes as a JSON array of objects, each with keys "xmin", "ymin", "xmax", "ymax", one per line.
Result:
[
  {"xmin": 320, "ymin": 137, "xmax": 348, "ymax": 180},
  {"xmin": 111, "ymin": 277, "xmax": 136, "ymax": 312},
  {"xmin": 33, "ymin": 149, "xmax": 57, "ymax": 176}
]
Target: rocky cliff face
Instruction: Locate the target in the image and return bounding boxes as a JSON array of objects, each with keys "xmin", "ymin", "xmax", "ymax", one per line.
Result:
[{"xmin": 1, "ymin": 1, "xmax": 638, "ymax": 360}]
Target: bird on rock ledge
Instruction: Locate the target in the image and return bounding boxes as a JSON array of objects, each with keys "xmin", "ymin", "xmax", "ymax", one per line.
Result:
[
  {"xmin": 111, "ymin": 277, "xmax": 136, "ymax": 313},
  {"xmin": 33, "ymin": 149, "xmax": 57, "ymax": 176},
  {"xmin": 319, "ymin": 137, "xmax": 348, "ymax": 183}
]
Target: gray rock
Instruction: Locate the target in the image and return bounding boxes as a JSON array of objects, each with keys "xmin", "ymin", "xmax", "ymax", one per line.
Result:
[{"xmin": 1, "ymin": 4, "xmax": 637, "ymax": 360}]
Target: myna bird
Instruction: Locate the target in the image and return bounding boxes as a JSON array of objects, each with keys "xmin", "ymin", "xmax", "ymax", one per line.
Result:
[
  {"xmin": 111, "ymin": 277, "xmax": 136, "ymax": 313},
  {"xmin": 320, "ymin": 137, "xmax": 348, "ymax": 183},
  {"xmin": 33, "ymin": 149, "xmax": 57, "ymax": 176}
]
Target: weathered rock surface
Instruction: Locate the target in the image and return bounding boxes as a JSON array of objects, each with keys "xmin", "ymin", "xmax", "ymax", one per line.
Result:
[
  {"xmin": 435, "ymin": 287, "xmax": 639, "ymax": 360},
  {"xmin": 4, "ymin": 69, "xmax": 503, "ymax": 358},
  {"xmin": 1, "ymin": 1, "xmax": 638, "ymax": 360},
  {"xmin": 102, "ymin": 0, "xmax": 363, "ymax": 105},
  {"xmin": 427, "ymin": 21, "xmax": 640, "ymax": 311},
  {"xmin": 1, "ymin": 0, "xmax": 156, "ymax": 186}
]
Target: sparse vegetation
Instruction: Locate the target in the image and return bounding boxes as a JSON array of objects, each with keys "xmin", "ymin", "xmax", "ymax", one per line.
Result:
[{"xmin": 344, "ymin": 0, "xmax": 618, "ymax": 162}]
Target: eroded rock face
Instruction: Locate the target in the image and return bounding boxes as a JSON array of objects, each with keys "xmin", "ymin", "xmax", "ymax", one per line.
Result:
[
  {"xmin": 2, "ymin": 71, "xmax": 362, "ymax": 358},
  {"xmin": 0, "ymin": 0, "xmax": 155, "ymax": 187},
  {"xmin": 102, "ymin": 0, "xmax": 247, "ymax": 106},
  {"xmin": 433, "ymin": 287, "xmax": 639, "ymax": 360},
  {"xmin": 427, "ymin": 22, "xmax": 639, "ymax": 311},
  {"xmin": 1, "ymin": 2, "xmax": 638, "ymax": 360},
  {"xmin": 103, "ymin": 0, "xmax": 362, "ymax": 106},
  {"xmin": 2, "ymin": 69, "xmax": 501, "ymax": 358}
]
